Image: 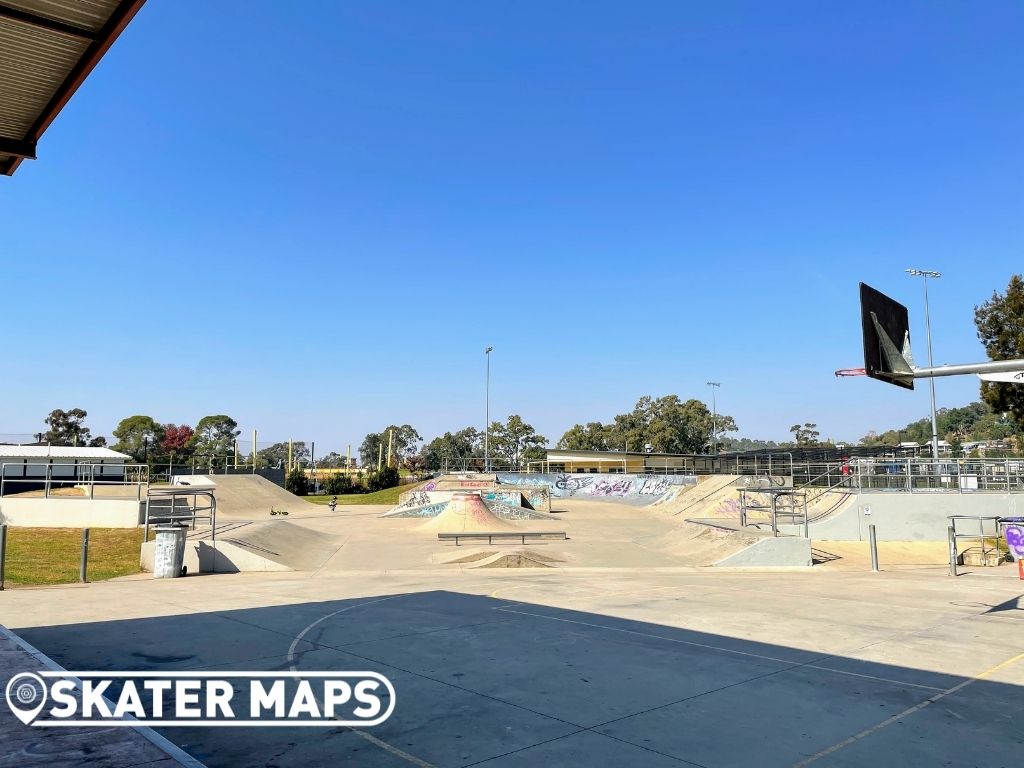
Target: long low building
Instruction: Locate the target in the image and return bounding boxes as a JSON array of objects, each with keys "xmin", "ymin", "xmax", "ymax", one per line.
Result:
[{"xmin": 0, "ymin": 445, "xmax": 132, "ymax": 494}]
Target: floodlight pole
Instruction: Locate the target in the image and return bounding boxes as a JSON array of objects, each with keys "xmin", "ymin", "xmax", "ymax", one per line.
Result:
[
  {"xmin": 906, "ymin": 269, "xmax": 941, "ymax": 460},
  {"xmin": 706, "ymin": 382, "xmax": 721, "ymax": 455},
  {"xmin": 484, "ymin": 347, "xmax": 493, "ymax": 472}
]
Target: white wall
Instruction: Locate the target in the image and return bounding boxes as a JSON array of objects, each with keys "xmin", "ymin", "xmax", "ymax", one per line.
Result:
[{"xmin": 0, "ymin": 498, "xmax": 143, "ymax": 528}]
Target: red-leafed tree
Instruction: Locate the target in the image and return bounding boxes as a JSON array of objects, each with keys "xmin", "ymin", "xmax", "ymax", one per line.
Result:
[{"xmin": 161, "ymin": 424, "xmax": 195, "ymax": 455}]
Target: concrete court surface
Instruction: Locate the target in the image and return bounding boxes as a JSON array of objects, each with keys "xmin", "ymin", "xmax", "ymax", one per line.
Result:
[{"xmin": 3, "ymin": 564, "xmax": 1024, "ymax": 768}]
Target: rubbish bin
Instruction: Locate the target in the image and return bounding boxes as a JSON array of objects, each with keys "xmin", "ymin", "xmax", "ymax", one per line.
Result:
[{"xmin": 153, "ymin": 524, "xmax": 188, "ymax": 578}]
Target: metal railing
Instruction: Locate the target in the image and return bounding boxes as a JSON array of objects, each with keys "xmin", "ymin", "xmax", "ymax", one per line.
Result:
[
  {"xmin": 947, "ymin": 515, "xmax": 1005, "ymax": 576},
  {"xmin": 143, "ymin": 484, "xmax": 217, "ymax": 543},
  {"xmin": 855, "ymin": 458, "xmax": 1024, "ymax": 493},
  {"xmin": 0, "ymin": 463, "xmax": 149, "ymax": 499},
  {"xmin": 739, "ymin": 488, "xmax": 810, "ymax": 538}
]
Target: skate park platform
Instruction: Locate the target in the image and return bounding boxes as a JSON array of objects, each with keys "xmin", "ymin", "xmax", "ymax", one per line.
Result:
[{"xmin": 5, "ymin": 564, "xmax": 1024, "ymax": 768}]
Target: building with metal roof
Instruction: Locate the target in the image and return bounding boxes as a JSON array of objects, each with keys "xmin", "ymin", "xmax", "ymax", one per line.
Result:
[{"xmin": 0, "ymin": 0, "xmax": 145, "ymax": 176}]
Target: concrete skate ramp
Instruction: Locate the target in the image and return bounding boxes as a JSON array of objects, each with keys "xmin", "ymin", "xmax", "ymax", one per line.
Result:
[
  {"xmin": 419, "ymin": 492, "xmax": 520, "ymax": 533},
  {"xmin": 213, "ymin": 520, "xmax": 340, "ymax": 570},
  {"xmin": 141, "ymin": 520, "xmax": 341, "ymax": 573},
  {"xmin": 641, "ymin": 520, "xmax": 761, "ymax": 566},
  {"xmin": 497, "ymin": 472, "xmax": 697, "ymax": 506},
  {"xmin": 643, "ymin": 519, "xmax": 811, "ymax": 567},
  {"xmin": 204, "ymin": 474, "xmax": 322, "ymax": 518}
]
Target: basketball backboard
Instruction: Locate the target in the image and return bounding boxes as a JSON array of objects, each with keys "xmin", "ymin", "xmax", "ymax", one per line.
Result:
[{"xmin": 859, "ymin": 282, "xmax": 914, "ymax": 389}]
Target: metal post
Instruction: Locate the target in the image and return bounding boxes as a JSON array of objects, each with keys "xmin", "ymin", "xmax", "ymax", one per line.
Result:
[
  {"xmin": 706, "ymin": 382, "xmax": 720, "ymax": 455},
  {"xmin": 770, "ymin": 494, "xmax": 778, "ymax": 537},
  {"xmin": 0, "ymin": 524, "xmax": 7, "ymax": 591},
  {"xmin": 803, "ymin": 495, "xmax": 810, "ymax": 539},
  {"xmin": 80, "ymin": 528, "xmax": 90, "ymax": 583},
  {"xmin": 868, "ymin": 524, "xmax": 879, "ymax": 572},
  {"xmin": 948, "ymin": 524, "xmax": 958, "ymax": 577},
  {"xmin": 484, "ymin": 346, "xmax": 493, "ymax": 472},
  {"xmin": 907, "ymin": 269, "xmax": 941, "ymax": 460},
  {"xmin": 252, "ymin": 430, "xmax": 257, "ymax": 475}
]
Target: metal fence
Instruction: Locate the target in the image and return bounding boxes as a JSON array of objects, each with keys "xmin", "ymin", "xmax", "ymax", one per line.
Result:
[
  {"xmin": 0, "ymin": 463, "xmax": 149, "ymax": 499},
  {"xmin": 852, "ymin": 458, "xmax": 1024, "ymax": 493}
]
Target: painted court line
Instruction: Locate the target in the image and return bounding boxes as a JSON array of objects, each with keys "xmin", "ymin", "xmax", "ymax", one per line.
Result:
[
  {"xmin": 286, "ymin": 595, "xmax": 438, "ymax": 768},
  {"xmin": 791, "ymin": 651, "xmax": 1024, "ymax": 767}
]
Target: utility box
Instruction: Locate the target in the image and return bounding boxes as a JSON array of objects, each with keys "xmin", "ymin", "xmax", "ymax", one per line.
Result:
[{"xmin": 153, "ymin": 524, "xmax": 188, "ymax": 578}]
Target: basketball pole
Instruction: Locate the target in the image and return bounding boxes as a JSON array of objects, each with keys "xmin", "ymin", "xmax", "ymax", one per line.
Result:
[{"xmin": 907, "ymin": 269, "xmax": 941, "ymax": 460}]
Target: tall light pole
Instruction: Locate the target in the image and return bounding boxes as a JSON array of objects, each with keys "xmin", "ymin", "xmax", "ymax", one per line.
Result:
[
  {"xmin": 484, "ymin": 346, "xmax": 493, "ymax": 472},
  {"xmin": 706, "ymin": 381, "xmax": 721, "ymax": 455},
  {"xmin": 906, "ymin": 269, "xmax": 941, "ymax": 460}
]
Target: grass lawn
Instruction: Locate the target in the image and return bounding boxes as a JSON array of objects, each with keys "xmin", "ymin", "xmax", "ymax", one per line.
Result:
[
  {"xmin": 3, "ymin": 528, "xmax": 144, "ymax": 586},
  {"xmin": 306, "ymin": 483, "xmax": 419, "ymax": 506}
]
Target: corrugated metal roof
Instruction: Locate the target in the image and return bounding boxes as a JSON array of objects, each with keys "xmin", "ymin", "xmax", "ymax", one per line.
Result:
[
  {"xmin": 0, "ymin": 0, "xmax": 145, "ymax": 175},
  {"xmin": 0, "ymin": 445, "xmax": 131, "ymax": 459}
]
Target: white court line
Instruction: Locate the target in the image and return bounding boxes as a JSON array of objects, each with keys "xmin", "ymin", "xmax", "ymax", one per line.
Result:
[
  {"xmin": 791, "ymin": 651, "xmax": 1024, "ymax": 766},
  {"xmin": 497, "ymin": 607, "xmax": 947, "ymax": 692},
  {"xmin": 287, "ymin": 595, "xmax": 437, "ymax": 768}
]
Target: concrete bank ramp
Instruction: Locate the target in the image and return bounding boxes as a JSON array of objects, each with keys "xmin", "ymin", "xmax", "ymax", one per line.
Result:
[
  {"xmin": 641, "ymin": 520, "xmax": 811, "ymax": 567},
  {"xmin": 142, "ymin": 520, "xmax": 341, "ymax": 573},
  {"xmin": 204, "ymin": 474, "xmax": 323, "ymax": 518},
  {"xmin": 213, "ymin": 520, "xmax": 341, "ymax": 570}
]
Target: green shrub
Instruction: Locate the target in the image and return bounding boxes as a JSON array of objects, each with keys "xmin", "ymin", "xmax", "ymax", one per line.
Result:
[
  {"xmin": 285, "ymin": 468, "xmax": 309, "ymax": 496},
  {"xmin": 367, "ymin": 466, "xmax": 400, "ymax": 491},
  {"xmin": 324, "ymin": 473, "xmax": 354, "ymax": 495}
]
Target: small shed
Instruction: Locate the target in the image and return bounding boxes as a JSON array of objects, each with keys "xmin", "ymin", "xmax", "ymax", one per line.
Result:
[{"xmin": 0, "ymin": 446, "xmax": 132, "ymax": 494}]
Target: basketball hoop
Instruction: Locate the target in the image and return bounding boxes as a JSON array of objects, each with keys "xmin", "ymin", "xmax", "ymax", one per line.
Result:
[{"xmin": 834, "ymin": 368, "xmax": 867, "ymax": 378}]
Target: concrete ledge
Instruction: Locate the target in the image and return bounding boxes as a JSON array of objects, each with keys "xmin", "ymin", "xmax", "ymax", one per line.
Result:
[
  {"xmin": 714, "ymin": 536, "xmax": 812, "ymax": 568},
  {"xmin": 0, "ymin": 624, "xmax": 204, "ymax": 767}
]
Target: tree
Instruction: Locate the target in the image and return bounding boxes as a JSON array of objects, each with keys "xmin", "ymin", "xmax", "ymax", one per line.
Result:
[
  {"xmin": 488, "ymin": 415, "xmax": 548, "ymax": 470},
  {"xmin": 359, "ymin": 425, "xmax": 422, "ymax": 469},
  {"xmin": 318, "ymin": 452, "xmax": 350, "ymax": 469},
  {"xmin": 161, "ymin": 424, "xmax": 195, "ymax": 457},
  {"xmin": 790, "ymin": 423, "xmax": 821, "ymax": 447},
  {"xmin": 189, "ymin": 415, "xmax": 240, "ymax": 465},
  {"xmin": 43, "ymin": 408, "xmax": 105, "ymax": 447},
  {"xmin": 614, "ymin": 395, "xmax": 737, "ymax": 454},
  {"xmin": 556, "ymin": 422, "xmax": 617, "ymax": 451},
  {"xmin": 259, "ymin": 441, "xmax": 310, "ymax": 469},
  {"xmin": 555, "ymin": 395, "xmax": 738, "ymax": 456},
  {"xmin": 421, "ymin": 427, "xmax": 480, "ymax": 471},
  {"xmin": 111, "ymin": 415, "xmax": 165, "ymax": 463},
  {"xmin": 975, "ymin": 274, "xmax": 1024, "ymax": 431}
]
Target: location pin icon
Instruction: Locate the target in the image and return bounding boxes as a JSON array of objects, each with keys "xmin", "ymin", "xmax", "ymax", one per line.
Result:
[{"xmin": 5, "ymin": 673, "xmax": 48, "ymax": 725}]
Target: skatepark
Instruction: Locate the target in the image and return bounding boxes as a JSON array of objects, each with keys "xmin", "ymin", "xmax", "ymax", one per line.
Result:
[{"xmin": 4, "ymin": 464, "xmax": 1024, "ymax": 767}]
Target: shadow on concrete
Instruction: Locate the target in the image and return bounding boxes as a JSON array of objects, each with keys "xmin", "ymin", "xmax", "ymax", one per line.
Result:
[{"xmin": 12, "ymin": 590, "xmax": 1024, "ymax": 768}]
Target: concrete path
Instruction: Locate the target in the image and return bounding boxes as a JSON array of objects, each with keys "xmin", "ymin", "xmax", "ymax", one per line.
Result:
[{"xmin": 2, "ymin": 563, "xmax": 1023, "ymax": 767}]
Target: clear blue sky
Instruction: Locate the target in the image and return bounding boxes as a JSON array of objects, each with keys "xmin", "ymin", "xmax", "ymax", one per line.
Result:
[{"xmin": 2, "ymin": 1, "xmax": 1022, "ymax": 453}]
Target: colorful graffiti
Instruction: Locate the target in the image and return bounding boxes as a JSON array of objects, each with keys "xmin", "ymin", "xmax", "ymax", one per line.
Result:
[{"xmin": 496, "ymin": 472, "xmax": 697, "ymax": 505}]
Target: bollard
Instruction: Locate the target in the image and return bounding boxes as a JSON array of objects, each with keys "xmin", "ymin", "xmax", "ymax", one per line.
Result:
[
  {"xmin": 948, "ymin": 525, "xmax": 958, "ymax": 577},
  {"xmin": 80, "ymin": 528, "xmax": 90, "ymax": 583},
  {"xmin": 0, "ymin": 524, "xmax": 7, "ymax": 591},
  {"xmin": 868, "ymin": 524, "xmax": 879, "ymax": 572}
]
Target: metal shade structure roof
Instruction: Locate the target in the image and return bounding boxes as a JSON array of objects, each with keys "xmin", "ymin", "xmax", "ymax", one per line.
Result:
[{"xmin": 0, "ymin": 0, "xmax": 145, "ymax": 176}]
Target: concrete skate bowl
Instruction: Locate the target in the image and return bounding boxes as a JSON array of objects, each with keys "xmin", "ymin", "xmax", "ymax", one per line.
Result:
[
  {"xmin": 198, "ymin": 474, "xmax": 324, "ymax": 519},
  {"xmin": 142, "ymin": 520, "xmax": 342, "ymax": 573},
  {"xmin": 497, "ymin": 472, "xmax": 697, "ymax": 507},
  {"xmin": 638, "ymin": 520, "xmax": 811, "ymax": 567}
]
